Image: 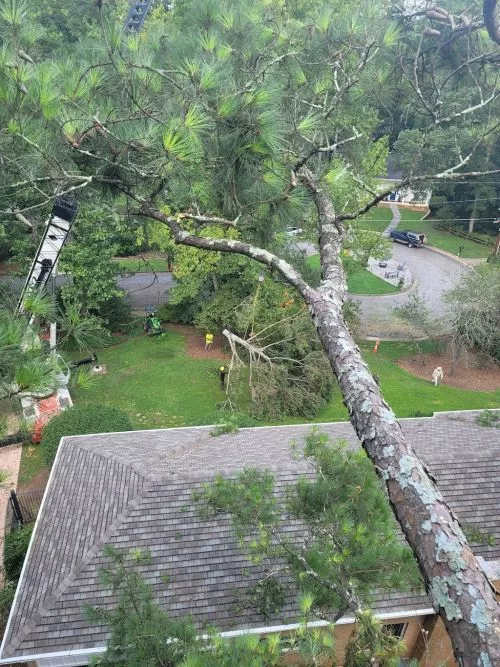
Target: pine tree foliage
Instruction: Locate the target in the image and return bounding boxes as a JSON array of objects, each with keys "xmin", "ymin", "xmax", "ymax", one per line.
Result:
[
  {"xmin": 1, "ymin": 0, "xmax": 499, "ymax": 661},
  {"xmin": 195, "ymin": 431, "xmax": 421, "ymax": 619},
  {"xmin": 91, "ymin": 433, "xmax": 417, "ymax": 666}
]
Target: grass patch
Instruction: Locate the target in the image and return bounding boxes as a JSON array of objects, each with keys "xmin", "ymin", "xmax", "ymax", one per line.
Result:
[
  {"xmin": 113, "ymin": 256, "xmax": 169, "ymax": 274},
  {"xmin": 70, "ymin": 331, "xmax": 227, "ymax": 429},
  {"xmin": 396, "ymin": 215, "xmax": 492, "ymax": 258},
  {"xmin": 305, "ymin": 255, "xmax": 398, "ymax": 295},
  {"xmin": 346, "ymin": 271, "xmax": 399, "ymax": 295},
  {"xmin": 69, "ymin": 334, "xmax": 499, "ymax": 431},
  {"xmin": 272, "ymin": 341, "xmax": 499, "ymax": 425},
  {"xmin": 321, "ymin": 341, "xmax": 499, "ymax": 419},
  {"xmin": 18, "ymin": 444, "xmax": 47, "ymax": 487},
  {"xmin": 356, "ymin": 206, "xmax": 393, "ymax": 233}
]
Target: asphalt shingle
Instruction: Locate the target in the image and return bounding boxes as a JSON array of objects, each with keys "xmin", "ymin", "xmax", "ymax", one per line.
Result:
[{"xmin": 1, "ymin": 411, "xmax": 499, "ymax": 661}]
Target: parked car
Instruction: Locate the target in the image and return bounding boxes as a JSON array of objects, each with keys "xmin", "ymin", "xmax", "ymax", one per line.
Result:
[
  {"xmin": 285, "ymin": 226, "xmax": 304, "ymax": 236},
  {"xmin": 389, "ymin": 230, "xmax": 425, "ymax": 247}
]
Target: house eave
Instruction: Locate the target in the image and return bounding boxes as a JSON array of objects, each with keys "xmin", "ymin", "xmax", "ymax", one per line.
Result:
[{"xmin": 0, "ymin": 607, "xmax": 437, "ymax": 665}]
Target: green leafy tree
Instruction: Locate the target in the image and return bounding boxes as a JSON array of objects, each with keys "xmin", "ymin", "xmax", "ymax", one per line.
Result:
[
  {"xmin": 0, "ymin": 287, "xmax": 107, "ymax": 421},
  {"xmin": 59, "ymin": 204, "xmax": 125, "ymax": 313},
  {"xmin": 1, "ymin": 0, "xmax": 500, "ymax": 659},
  {"xmin": 195, "ymin": 431, "xmax": 420, "ymax": 622},
  {"xmin": 0, "ymin": 292, "xmax": 61, "ymax": 400},
  {"xmin": 444, "ymin": 263, "xmax": 500, "ymax": 363},
  {"xmin": 393, "ymin": 292, "xmax": 444, "ymax": 358}
]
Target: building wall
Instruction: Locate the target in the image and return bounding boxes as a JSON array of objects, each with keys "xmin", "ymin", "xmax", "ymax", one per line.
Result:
[
  {"xmin": 376, "ymin": 178, "xmax": 432, "ymax": 206},
  {"xmin": 412, "ymin": 616, "xmax": 456, "ymax": 667}
]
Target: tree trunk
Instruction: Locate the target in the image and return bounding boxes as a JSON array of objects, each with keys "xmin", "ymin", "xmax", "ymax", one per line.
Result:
[
  {"xmin": 483, "ymin": 0, "xmax": 500, "ymax": 45},
  {"xmin": 297, "ymin": 168, "xmax": 500, "ymax": 666},
  {"xmin": 139, "ymin": 197, "xmax": 500, "ymax": 665},
  {"xmin": 468, "ymin": 216, "xmax": 475, "ymax": 234},
  {"xmin": 307, "ymin": 288, "xmax": 500, "ymax": 666}
]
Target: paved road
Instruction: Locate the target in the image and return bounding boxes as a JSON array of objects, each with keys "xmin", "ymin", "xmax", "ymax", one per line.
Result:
[
  {"xmin": 118, "ymin": 272, "xmax": 174, "ymax": 311},
  {"xmin": 118, "ymin": 244, "xmax": 467, "ymax": 334},
  {"xmin": 355, "ymin": 243, "xmax": 468, "ymax": 337}
]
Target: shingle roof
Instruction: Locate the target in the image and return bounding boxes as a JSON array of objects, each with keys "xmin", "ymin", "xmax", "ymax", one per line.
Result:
[{"xmin": 1, "ymin": 410, "xmax": 499, "ymax": 661}]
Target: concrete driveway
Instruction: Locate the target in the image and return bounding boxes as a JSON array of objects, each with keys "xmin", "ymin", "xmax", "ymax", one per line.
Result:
[{"xmin": 355, "ymin": 243, "xmax": 468, "ymax": 337}]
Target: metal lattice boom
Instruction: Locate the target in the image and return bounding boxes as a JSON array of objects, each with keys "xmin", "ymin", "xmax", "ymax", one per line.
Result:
[
  {"xmin": 16, "ymin": 197, "xmax": 78, "ymax": 315},
  {"xmin": 125, "ymin": 0, "xmax": 155, "ymax": 32}
]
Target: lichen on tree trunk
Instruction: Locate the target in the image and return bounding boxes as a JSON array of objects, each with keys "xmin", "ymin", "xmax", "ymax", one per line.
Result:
[
  {"xmin": 140, "ymin": 182, "xmax": 500, "ymax": 665},
  {"xmin": 298, "ymin": 166, "xmax": 500, "ymax": 667},
  {"xmin": 307, "ymin": 286, "xmax": 500, "ymax": 666}
]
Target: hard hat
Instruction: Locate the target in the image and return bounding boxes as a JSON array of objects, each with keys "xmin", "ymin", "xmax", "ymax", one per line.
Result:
[{"xmin": 220, "ymin": 366, "xmax": 225, "ymax": 372}]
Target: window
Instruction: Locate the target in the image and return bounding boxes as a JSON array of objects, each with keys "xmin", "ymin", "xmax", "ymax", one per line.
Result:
[{"xmin": 384, "ymin": 622, "xmax": 407, "ymax": 638}]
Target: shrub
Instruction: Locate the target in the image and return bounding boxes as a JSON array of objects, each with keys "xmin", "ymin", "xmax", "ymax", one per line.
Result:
[
  {"xmin": 4, "ymin": 525, "xmax": 33, "ymax": 582},
  {"xmin": 157, "ymin": 301, "xmax": 200, "ymax": 324},
  {"xmin": 475, "ymin": 410, "xmax": 500, "ymax": 428},
  {"xmin": 41, "ymin": 404, "xmax": 133, "ymax": 466},
  {"xmin": 100, "ymin": 296, "xmax": 135, "ymax": 333},
  {"xmin": 0, "ymin": 580, "xmax": 16, "ymax": 635}
]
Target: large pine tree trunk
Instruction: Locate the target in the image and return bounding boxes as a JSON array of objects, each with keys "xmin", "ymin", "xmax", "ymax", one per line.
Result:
[
  {"xmin": 142, "ymin": 192, "xmax": 500, "ymax": 666},
  {"xmin": 307, "ymin": 287, "xmax": 500, "ymax": 666},
  {"xmin": 484, "ymin": 0, "xmax": 500, "ymax": 45},
  {"xmin": 298, "ymin": 169, "xmax": 500, "ymax": 666}
]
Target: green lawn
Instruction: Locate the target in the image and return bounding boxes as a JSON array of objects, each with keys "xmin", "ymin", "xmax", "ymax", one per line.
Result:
[
  {"xmin": 356, "ymin": 206, "xmax": 393, "ymax": 233},
  {"xmin": 113, "ymin": 256, "xmax": 169, "ymax": 274},
  {"xmin": 305, "ymin": 254, "xmax": 398, "ymax": 295},
  {"xmin": 69, "ymin": 334, "xmax": 499, "ymax": 431},
  {"xmin": 18, "ymin": 443, "xmax": 46, "ymax": 487},
  {"xmin": 396, "ymin": 215, "xmax": 493, "ymax": 259},
  {"xmin": 71, "ymin": 331, "xmax": 228, "ymax": 429},
  {"xmin": 312, "ymin": 341, "xmax": 500, "ymax": 423},
  {"xmin": 398, "ymin": 209, "xmax": 425, "ymax": 226}
]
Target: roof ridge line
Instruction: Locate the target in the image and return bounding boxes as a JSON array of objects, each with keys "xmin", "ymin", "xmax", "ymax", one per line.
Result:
[
  {"xmin": 5, "ymin": 478, "xmax": 158, "ymax": 657},
  {"xmin": 78, "ymin": 433, "xmax": 214, "ymax": 478}
]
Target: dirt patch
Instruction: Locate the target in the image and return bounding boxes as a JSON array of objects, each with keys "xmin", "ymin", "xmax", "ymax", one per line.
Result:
[
  {"xmin": 164, "ymin": 323, "xmax": 230, "ymax": 360},
  {"xmin": 18, "ymin": 467, "xmax": 49, "ymax": 494},
  {"xmin": 398, "ymin": 353, "xmax": 500, "ymax": 392},
  {"xmin": 0, "ymin": 262, "xmax": 18, "ymax": 275}
]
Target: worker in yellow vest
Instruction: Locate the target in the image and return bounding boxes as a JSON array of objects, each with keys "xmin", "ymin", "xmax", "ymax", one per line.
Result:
[{"xmin": 205, "ymin": 331, "xmax": 214, "ymax": 350}]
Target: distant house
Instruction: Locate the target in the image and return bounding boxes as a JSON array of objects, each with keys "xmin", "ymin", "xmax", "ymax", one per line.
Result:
[
  {"xmin": 0, "ymin": 411, "xmax": 499, "ymax": 667},
  {"xmin": 376, "ymin": 160, "xmax": 432, "ymax": 208}
]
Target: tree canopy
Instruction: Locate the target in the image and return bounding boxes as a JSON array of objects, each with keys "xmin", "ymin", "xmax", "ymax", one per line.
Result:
[{"xmin": 0, "ymin": 0, "xmax": 499, "ymax": 663}]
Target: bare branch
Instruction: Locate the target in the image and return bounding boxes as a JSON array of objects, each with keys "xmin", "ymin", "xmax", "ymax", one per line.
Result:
[
  {"xmin": 294, "ymin": 129, "xmax": 363, "ymax": 171},
  {"xmin": 436, "ymin": 90, "xmax": 500, "ymax": 124},
  {"xmin": 14, "ymin": 212, "xmax": 32, "ymax": 229},
  {"xmin": 222, "ymin": 329, "xmax": 272, "ymax": 363},
  {"xmin": 0, "ymin": 178, "xmax": 94, "ymax": 215},
  {"xmin": 178, "ymin": 212, "xmax": 241, "ymax": 227},
  {"xmin": 135, "ymin": 205, "xmax": 312, "ymax": 300}
]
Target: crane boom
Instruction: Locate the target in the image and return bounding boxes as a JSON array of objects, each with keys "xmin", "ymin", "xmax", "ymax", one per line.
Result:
[
  {"xmin": 16, "ymin": 197, "xmax": 78, "ymax": 316},
  {"xmin": 124, "ymin": 0, "xmax": 155, "ymax": 32}
]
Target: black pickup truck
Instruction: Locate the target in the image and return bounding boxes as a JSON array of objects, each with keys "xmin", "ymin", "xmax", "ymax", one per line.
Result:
[{"xmin": 389, "ymin": 230, "xmax": 425, "ymax": 248}]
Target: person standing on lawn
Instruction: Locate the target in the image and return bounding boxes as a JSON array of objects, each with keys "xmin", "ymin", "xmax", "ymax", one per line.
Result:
[
  {"xmin": 205, "ymin": 332, "xmax": 214, "ymax": 350},
  {"xmin": 219, "ymin": 366, "xmax": 227, "ymax": 389}
]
